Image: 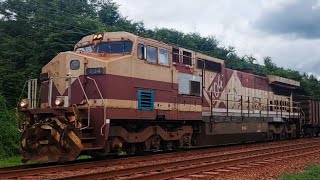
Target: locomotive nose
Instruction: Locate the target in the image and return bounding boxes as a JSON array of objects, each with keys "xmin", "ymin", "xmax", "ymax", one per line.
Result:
[
  {"xmin": 42, "ymin": 52, "xmax": 86, "ymax": 78},
  {"xmin": 40, "ymin": 52, "xmax": 89, "ymax": 108}
]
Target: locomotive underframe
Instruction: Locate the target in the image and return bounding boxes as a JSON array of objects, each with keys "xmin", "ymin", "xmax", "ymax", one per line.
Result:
[{"xmin": 19, "ymin": 106, "xmax": 302, "ymax": 163}]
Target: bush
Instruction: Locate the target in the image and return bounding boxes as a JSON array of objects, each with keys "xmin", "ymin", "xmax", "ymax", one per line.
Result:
[{"xmin": 0, "ymin": 94, "xmax": 20, "ymax": 158}]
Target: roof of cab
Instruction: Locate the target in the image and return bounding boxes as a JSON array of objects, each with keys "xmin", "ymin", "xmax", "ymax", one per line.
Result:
[
  {"xmin": 75, "ymin": 31, "xmax": 138, "ymax": 48},
  {"xmin": 74, "ymin": 31, "xmax": 224, "ymax": 64}
]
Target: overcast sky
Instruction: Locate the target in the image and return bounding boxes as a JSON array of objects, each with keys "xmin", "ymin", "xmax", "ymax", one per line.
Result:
[{"xmin": 116, "ymin": 0, "xmax": 320, "ymax": 76}]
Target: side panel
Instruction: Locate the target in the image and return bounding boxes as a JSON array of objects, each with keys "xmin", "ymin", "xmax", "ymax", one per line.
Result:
[{"xmin": 194, "ymin": 120, "xmax": 268, "ymax": 146}]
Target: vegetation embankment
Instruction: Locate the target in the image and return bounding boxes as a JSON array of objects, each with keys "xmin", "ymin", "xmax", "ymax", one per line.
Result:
[
  {"xmin": 0, "ymin": 95, "xmax": 19, "ymax": 160},
  {"xmin": 281, "ymin": 164, "xmax": 320, "ymax": 180},
  {"xmin": 1, "ymin": 0, "xmax": 320, "ymax": 161}
]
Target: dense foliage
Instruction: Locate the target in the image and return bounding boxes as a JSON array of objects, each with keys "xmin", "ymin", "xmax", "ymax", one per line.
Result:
[
  {"xmin": 0, "ymin": 0, "xmax": 320, "ymax": 158},
  {"xmin": 0, "ymin": 94, "xmax": 19, "ymax": 158}
]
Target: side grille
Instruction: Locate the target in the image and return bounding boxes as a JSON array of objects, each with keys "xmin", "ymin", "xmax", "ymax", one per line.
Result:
[
  {"xmin": 138, "ymin": 89, "xmax": 154, "ymax": 111},
  {"xmin": 190, "ymin": 80, "xmax": 201, "ymax": 96}
]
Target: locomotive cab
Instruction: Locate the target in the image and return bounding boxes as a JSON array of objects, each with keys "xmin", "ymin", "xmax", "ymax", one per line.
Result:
[{"xmin": 18, "ymin": 32, "xmax": 139, "ymax": 162}]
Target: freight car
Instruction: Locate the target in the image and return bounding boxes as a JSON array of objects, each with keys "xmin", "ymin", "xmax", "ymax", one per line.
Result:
[
  {"xmin": 17, "ymin": 32, "xmax": 312, "ymax": 163},
  {"xmin": 293, "ymin": 95, "xmax": 320, "ymax": 136}
]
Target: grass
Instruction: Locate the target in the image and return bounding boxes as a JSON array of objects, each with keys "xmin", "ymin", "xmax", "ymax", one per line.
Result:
[
  {"xmin": 0, "ymin": 155, "xmax": 92, "ymax": 168},
  {"xmin": 0, "ymin": 156, "xmax": 35, "ymax": 168},
  {"xmin": 281, "ymin": 163, "xmax": 320, "ymax": 180},
  {"xmin": 77, "ymin": 155, "xmax": 92, "ymax": 160}
]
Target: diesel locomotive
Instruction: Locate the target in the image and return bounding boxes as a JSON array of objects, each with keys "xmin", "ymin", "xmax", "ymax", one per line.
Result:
[{"xmin": 17, "ymin": 32, "xmax": 319, "ymax": 163}]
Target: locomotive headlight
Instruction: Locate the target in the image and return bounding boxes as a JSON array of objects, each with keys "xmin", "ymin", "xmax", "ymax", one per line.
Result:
[
  {"xmin": 20, "ymin": 99, "xmax": 29, "ymax": 108},
  {"xmin": 55, "ymin": 97, "xmax": 64, "ymax": 106}
]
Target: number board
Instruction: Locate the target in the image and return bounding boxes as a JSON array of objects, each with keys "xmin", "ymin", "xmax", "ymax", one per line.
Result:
[{"xmin": 86, "ymin": 67, "xmax": 105, "ymax": 75}]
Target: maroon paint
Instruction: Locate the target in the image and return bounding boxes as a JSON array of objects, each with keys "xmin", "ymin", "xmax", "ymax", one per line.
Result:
[
  {"xmin": 69, "ymin": 74, "xmax": 203, "ymax": 105},
  {"xmin": 173, "ymin": 63, "xmax": 193, "ymax": 74},
  {"xmin": 39, "ymin": 74, "xmax": 202, "ymax": 121},
  {"xmin": 90, "ymin": 108, "xmax": 108, "ymax": 145},
  {"xmin": 236, "ymin": 70, "xmax": 272, "ymax": 91}
]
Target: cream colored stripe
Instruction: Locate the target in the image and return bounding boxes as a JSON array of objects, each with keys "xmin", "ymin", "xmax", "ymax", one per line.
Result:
[
  {"xmin": 88, "ymin": 99, "xmax": 202, "ymax": 112},
  {"xmin": 107, "ymin": 58, "xmax": 178, "ymax": 84}
]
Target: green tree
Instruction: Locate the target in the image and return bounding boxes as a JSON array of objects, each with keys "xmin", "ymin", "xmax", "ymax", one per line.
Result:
[
  {"xmin": 0, "ymin": 94, "xmax": 19, "ymax": 158},
  {"xmin": 0, "ymin": 0, "xmax": 106, "ymax": 106}
]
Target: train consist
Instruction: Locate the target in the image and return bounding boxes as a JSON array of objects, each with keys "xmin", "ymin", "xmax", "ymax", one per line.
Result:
[{"xmin": 17, "ymin": 32, "xmax": 320, "ymax": 163}]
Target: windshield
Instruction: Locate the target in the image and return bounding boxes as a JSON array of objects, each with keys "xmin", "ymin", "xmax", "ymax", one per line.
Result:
[
  {"xmin": 96, "ymin": 41, "xmax": 133, "ymax": 54},
  {"xmin": 75, "ymin": 45, "xmax": 94, "ymax": 53}
]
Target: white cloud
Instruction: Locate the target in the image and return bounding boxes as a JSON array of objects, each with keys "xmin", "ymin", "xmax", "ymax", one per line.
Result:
[{"xmin": 115, "ymin": 0, "xmax": 320, "ymax": 75}]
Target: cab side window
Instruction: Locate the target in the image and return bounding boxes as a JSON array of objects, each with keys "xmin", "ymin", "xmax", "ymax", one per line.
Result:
[
  {"xmin": 159, "ymin": 49, "xmax": 169, "ymax": 66},
  {"xmin": 136, "ymin": 43, "xmax": 169, "ymax": 66},
  {"xmin": 137, "ymin": 44, "xmax": 145, "ymax": 59},
  {"xmin": 172, "ymin": 48, "xmax": 180, "ymax": 63},
  {"xmin": 183, "ymin": 51, "xmax": 192, "ymax": 65},
  {"xmin": 146, "ymin": 46, "xmax": 158, "ymax": 63}
]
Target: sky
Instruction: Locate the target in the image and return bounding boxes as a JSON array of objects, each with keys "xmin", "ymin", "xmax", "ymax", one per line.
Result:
[{"xmin": 115, "ymin": 0, "xmax": 320, "ymax": 76}]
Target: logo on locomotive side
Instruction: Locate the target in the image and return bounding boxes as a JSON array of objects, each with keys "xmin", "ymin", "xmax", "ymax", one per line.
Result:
[
  {"xmin": 212, "ymin": 75, "xmax": 223, "ymax": 98},
  {"xmin": 206, "ymin": 74, "xmax": 225, "ymax": 107}
]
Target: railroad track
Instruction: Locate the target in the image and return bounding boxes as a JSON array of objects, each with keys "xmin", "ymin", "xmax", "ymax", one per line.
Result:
[
  {"xmin": 1, "ymin": 138, "xmax": 320, "ymax": 179},
  {"xmin": 0, "ymin": 139, "xmax": 278, "ymax": 178},
  {"xmin": 57, "ymin": 138, "xmax": 320, "ymax": 180}
]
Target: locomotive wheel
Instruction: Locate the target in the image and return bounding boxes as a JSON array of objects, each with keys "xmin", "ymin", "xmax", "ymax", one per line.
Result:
[
  {"xmin": 291, "ymin": 129, "xmax": 297, "ymax": 139},
  {"xmin": 267, "ymin": 130, "xmax": 274, "ymax": 140},
  {"xmin": 285, "ymin": 132, "xmax": 290, "ymax": 139},
  {"xmin": 313, "ymin": 128, "xmax": 317, "ymax": 137},
  {"xmin": 179, "ymin": 134, "xmax": 192, "ymax": 148},
  {"xmin": 162, "ymin": 140, "xmax": 180, "ymax": 152},
  {"xmin": 173, "ymin": 141, "xmax": 180, "ymax": 151},
  {"xmin": 145, "ymin": 135, "xmax": 161, "ymax": 152},
  {"xmin": 162, "ymin": 141, "xmax": 172, "ymax": 152},
  {"xmin": 124, "ymin": 143, "xmax": 136, "ymax": 155},
  {"xmin": 279, "ymin": 130, "xmax": 285, "ymax": 139},
  {"xmin": 305, "ymin": 128, "xmax": 312, "ymax": 138},
  {"xmin": 134, "ymin": 143, "xmax": 145, "ymax": 155}
]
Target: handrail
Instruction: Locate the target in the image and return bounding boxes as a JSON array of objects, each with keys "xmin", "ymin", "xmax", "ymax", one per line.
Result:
[
  {"xmin": 19, "ymin": 76, "xmax": 107, "ymax": 134},
  {"xmin": 17, "ymin": 79, "xmax": 38, "ymax": 109},
  {"xmin": 76, "ymin": 77, "xmax": 91, "ymax": 130},
  {"xmin": 211, "ymin": 98, "xmax": 300, "ymax": 110},
  {"xmin": 44, "ymin": 76, "xmax": 91, "ymax": 130},
  {"xmin": 204, "ymin": 90, "xmax": 299, "ymax": 103},
  {"xmin": 299, "ymin": 106, "xmax": 306, "ymax": 125},
  {"xmin": 86, "ymin": 76, "xmax": 107, "ymax": 135},
  {"xmin": 16, "ymin": 79, "xmax": 39, "ymax": 131},
  {"xmin": 16, "ymin": 81, "xmax": 28, "ymax": 108},
  {"xmin": 204, "ymin": 89, "xmax": 301, "ymax": 117},
  {"xmin": 45, "ymin": 76, "xmax": 90, "ymax": 103}
]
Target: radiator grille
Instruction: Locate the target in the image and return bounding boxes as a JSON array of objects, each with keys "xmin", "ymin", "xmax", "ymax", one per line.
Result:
[{"xmin": 138, "ymin": 89, "xmax": 154, "ymax": 110}]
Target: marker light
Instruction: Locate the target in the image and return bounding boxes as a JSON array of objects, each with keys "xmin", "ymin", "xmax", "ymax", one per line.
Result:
[{"xmin": 20, "ymin": 99, "xmax": 29, "ymax": 108}]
